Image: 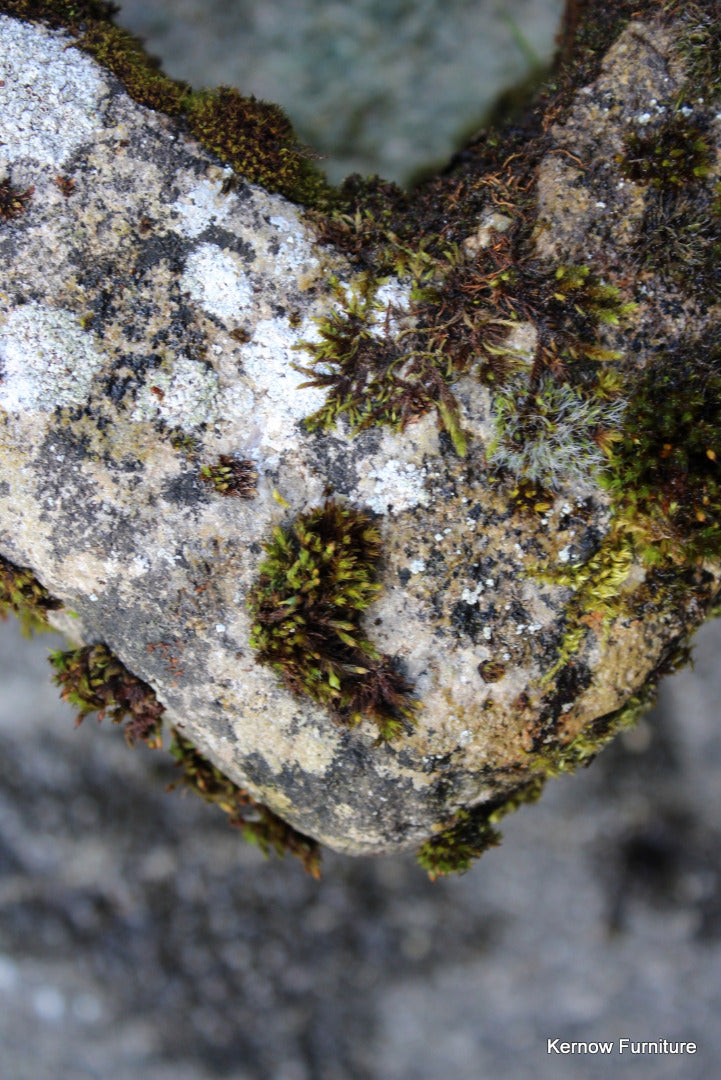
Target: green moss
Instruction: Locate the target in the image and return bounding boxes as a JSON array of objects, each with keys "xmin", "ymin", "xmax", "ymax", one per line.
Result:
[
  {"xmin": 50, "ymin": 642, "xmax": 164, "ymax": 748},
  {"xmin": 294, "ymin": 272, "xmax": 467, "ymax": 455},
  {"xmin": 537, "ymin": 686, "xmax": 656, "ymax": 777},
  {"xmin": 619, "ymin": 115, "xmax": 714, "ymax": 190},
  {"xmin": 168, "ymin": 730, "xmax": 322, "ymax": 878},
  {"xmin": 603, "ymin": 333, "xmax": 721, "ymax": 565},
  {"xmin": 0, "ymin": 178, "xmax": 34, "ymax": 220},
  {"xmin": 247, "ymin": 499, "xmax": 418, "ymax": 742},
  {"xmin": 184, "ymin": 87, "xmax": 330, "ymax": 205},
  {"xmin": 416, "ymin": 807, "xmax": 501, "ymax": 880},
  {"xmin": 77, "ymin": 20, "xmax": 188, "ymax": 113},
  {"xmin": 200, "ymin": 455, "xmax": 257, "ymax": 498},
  {"xmin": 415, "ymin": 684, "xmax": 663, "ymax": 880},
  {"xmin": 0, "ymin": 555, "xmax": 62, "ymax": 634},
  {"xmin": 296, "ymin": 246, "xmax": 634, "ymax": 460},
  {"xmin": 636, "ymin": 189, "xmax": 721, "ymax": 304},
  {"xmin": 536, "ymin": 528, "xmax": 635, "ymax": 670},
  {"xmin": 0, "ymin": 0, "xmax": 118, "ymax": 25},
  {"xmin": 669, "ymin": 1, "xmax": 721, "ymax": 104}
]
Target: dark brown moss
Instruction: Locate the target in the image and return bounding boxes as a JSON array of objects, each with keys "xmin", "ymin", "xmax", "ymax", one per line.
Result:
[
  {"xmin": 0, "ymin": 179, "xmax": 34, "ymax": 220},
  {"xmin": 200, "ymin": 455, "xmax": 257, "ymax": 498}
]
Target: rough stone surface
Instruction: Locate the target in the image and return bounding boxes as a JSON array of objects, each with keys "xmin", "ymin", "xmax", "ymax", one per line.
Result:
[{"xmin": 0, "ymin": 12, "xmax": 719, "ymax": 855}]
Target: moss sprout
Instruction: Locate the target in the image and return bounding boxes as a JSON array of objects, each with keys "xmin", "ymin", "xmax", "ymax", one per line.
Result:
[
  {"xmin": 0, "ymin": 555, "xmax": 62, "ymax": 634},
  {"xmin": 168, "ymin": 730, "xmax": 322, "ymax": 878},
  {"xmin": 0, "ymin": 178, "xmax": 33, "ymax": 220},
  {"xmin": 200, "ymin": 455, "xmax": 257, "ymax": 498},
  {"xmin": 247, "ymin": 499, "xmax": 417, "ymax": 742},
  {"xmin": 50, "ymin": 643, "xmax": 164, "ymax": 748}
]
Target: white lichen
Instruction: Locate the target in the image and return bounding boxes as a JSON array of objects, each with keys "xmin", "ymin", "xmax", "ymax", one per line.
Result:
[
  {"xmin": 130, "ymin": 356, "xmax": 220, "ymax": 428},
  {"xmin": 170, "ymin": 180, "xmax": 237, "ymax": 240},
  {"xmin": 355, "ymin": 457, "xmax": 430, "ymax": 515},
  {"xmin": 0, "ymin": 303, "xmax": 106, "ymax": 412},
  {"xmin": 180, "ymin": 243, "xmax": 254, "ymax": 322},
  {"xmin": 0, "ymin": 17, "xmax": 109, "ymax": 169},
  {"xmin": 218, "ymin": 315, "xmax": 329, "ymax": 465},
  {"xmin": 265, "ymin": 210, "xmax": 322, "ymax": 283}
]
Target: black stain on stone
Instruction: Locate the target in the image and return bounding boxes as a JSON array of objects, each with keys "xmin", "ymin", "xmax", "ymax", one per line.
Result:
[{"xmin": 161, "ymin": 472, "xmax": 210, "ymax": 507}]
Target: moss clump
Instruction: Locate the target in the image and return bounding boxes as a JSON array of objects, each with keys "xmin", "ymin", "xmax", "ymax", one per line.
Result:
[
  {"xmin": 295, "ymin": 271, "xmax": 469, "ymax": 456},
  {"xmin": 184, "ymin": 87, "xmax": 330, "ymax": 205},
  {"xmin": 604, "ymin": 334, "xmax": 721, "ymax": 564},
  {"xmin": 247, "ymin": 499, "xmax": 417, "ymax": 742},
  {"xmin": 619, "ymin": 116, "xmax": 714, "ymax": 190},
  {"xmin": 50, "ymin": 643, "xmax": 164, "ymax": 748},
  {"xmin": 416, "ymin": 807, "xmax": 501, "ymax": 880},
  {"xmin": 0, "ymin": 0, "xmax": 117, "ymax": 24},
  {"xmin": 296, "ymin": 246, "xmax": 633, "ymax": 462},
  {"xmin": 0, "ymin": 555, "xmax": 62, "ymax": 634},
  {"xmin": 636, "ymin": 189, "xmax": 721, "ymax": 304},
  {"xmin": 76, "ymin": 20, "xmax": 188, "ymax": 113},
  {"xmin": 168, "ymin": 730, "xmax": 322, "ymax": 878},
  {"xmin": 669, "ymin": 1, "xmax": 721, "ymax": 104},
  {"xmin": 0, "ymin": 178, "xmax": 34, "ymax": 220},
  {"xmin": 488, "ymin": 375, "xmax": 625, "ymax": 490},
  {"xmin": 200, "ymin": 455, "xmax": 257, "ymax": 498}
]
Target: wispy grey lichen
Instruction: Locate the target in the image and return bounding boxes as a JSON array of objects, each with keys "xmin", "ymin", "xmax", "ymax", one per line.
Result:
[{"xmin": 487, "ymin": 376, "xmax": 625, "ymax": 490}]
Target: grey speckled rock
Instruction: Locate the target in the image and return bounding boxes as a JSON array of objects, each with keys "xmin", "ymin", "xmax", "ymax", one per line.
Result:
[{"xmin": 0, "ymin": 10, "xmax": 719, "ymax": 856}]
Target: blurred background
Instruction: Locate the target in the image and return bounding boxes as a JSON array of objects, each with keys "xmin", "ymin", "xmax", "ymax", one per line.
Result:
[{"xmin": 2, "ymin": 1, "xmax": 721, "ymax": 1077}]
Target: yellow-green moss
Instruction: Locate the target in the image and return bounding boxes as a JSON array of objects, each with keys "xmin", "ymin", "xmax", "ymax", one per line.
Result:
[
  {"xmin": 0, "ymin": 554, "xmax": 62, "ymax": 634},
  {"xmin": 50, "ymin": 642, "xmax": 165, "ymax": 747},
  {"xmin": 247, "ymin": 499, "xmax": 418, "ymax": 742},
  {"xmin": 416, "ymin": 807, "xmax": 501, "ymax": 880}
]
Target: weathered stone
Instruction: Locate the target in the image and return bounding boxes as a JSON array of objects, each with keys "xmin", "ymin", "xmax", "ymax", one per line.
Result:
[{"xmin": 1, "ymin": 7, "xmax": 719, "ymax": 858}]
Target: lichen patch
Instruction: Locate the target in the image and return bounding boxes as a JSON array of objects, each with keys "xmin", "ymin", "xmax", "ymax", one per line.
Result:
[
  {"xmin": 0, "ymin": 16, "xmax": 110, "ymax": 169},
  {"xmin": 130, "ymin": 355, "xmax": 220, "ymax": 428},
  {"xmin": 0, "ymin": 303, "xmax": 107, "ymax": 412},
  {"xmin": 180, "ymin": 242, "xmax": 254, "ymax": 322},
  {"xmin": 170, "ymin": 175, "xmax": 237, "ymax": 239}
]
